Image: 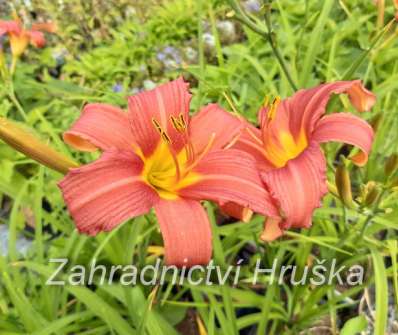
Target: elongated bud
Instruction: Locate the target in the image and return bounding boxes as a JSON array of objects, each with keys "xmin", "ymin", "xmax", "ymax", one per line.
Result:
[
  {"xmin": 369, "ymin": 113, "xmax": 383, "ymax": 132},
  {"xmin": 0, "ymin": 117, "xmax": 78, "ymax": 174},
  {"xmin": 363, "ymin": 181, "xmax": 380, "ymax": 207},
  {"xmin": 335, "ymin": 162, "xmax": 353, "ymax": 208},
  {"xmin": 326, "ymin": 181, "xmax": 339, "ymax": 197},
  {"xmin": 385, "ymin": 153, "xmax": 398, "ymax": 177},
  {"xmin": 389, "ymin": 176, "xmax": 398, "ymax": 188}
]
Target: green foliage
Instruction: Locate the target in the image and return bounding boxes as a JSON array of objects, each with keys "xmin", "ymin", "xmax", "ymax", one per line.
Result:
[{"xmin": 0, "ymin": 0, "xmax": 397, "ymax": 334}]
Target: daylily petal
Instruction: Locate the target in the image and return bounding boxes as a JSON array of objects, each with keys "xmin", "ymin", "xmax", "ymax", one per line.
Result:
[
  {"xmin": 219, "ymin": 202, "xmax": 253, "ymax": 223},
  {"xmin": 64, "ymin": 103, "xmax": 135, "ymax": 152},
  {"xmin": 286, "ymin": 80, "xmax": 376, "ymax": 138},
  {"xmin": 189, "ymin": 104, "xmax": 243, "ymax": 153},
  {"xmin": 128, "ymin": 77, "xmax": 191, "ymax": 156},
  {"xmin": 31, "ymin": 22, "xmax": 57, "ymax": 33},
  {"xmin": 313, "ymin": 113, "xmax": 374, "ymax": 166},
  {"xmin": 232, "ymin": 123, "xmax": 275, "ymax": 171},
  {"xmin": 0, "ymin": 20, "xmax": 21, "ymax": 35},
  {"xmin": 154, "ymin": 198, "xmax": 212, "ymax": 267},
  {"xmin": 28, "ymin": 30, "xmax": 46, "ymax": 47},
  {"xmin": 261, "ymin": 217, "xmax": 284, "ymax": 242},
  {"xmin": 179, "ymin": 149, "xmax": 278, "ymax": 217},
  {"xmin": 59, "ymin": 149, "xmax": 158, "ymax": 235},
  {"xmin": 261, "ymin": 142, "xmax": 328, "ymax": 231}
]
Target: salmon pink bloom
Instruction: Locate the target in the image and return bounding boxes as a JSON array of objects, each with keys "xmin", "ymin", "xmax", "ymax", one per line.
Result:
[
  {"xmin": 0, "ymin": 18, "xmax": 56, "ymax": 57},
  {"xmin": 59, "ymin": 78, "xmax": 278, "ymax": 266},
  {"xmin": 232, "ymin": 80, "xmax": 376, "ymax": 241}
]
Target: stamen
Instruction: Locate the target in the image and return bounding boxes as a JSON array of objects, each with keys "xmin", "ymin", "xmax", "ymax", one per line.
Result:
[
  {"xmin": 185, "ymin": 138, "xmax": 195, "ymax": 163},
  {"xmin": 170, "ymin": 113, "xmax": 194, "ymax": 163},
  {"xmin": 185, "ymin": 133, "xmax": 216, "ymax": 172},
  {"xmin": 262, "ymin": 95, "xmax": 270, "ymax": 108},
  {"xmin": 246, "ymin": 126, "xmax": 264, "ymax": 146},
  {"xmin": 168, "ymin": 146, "xmax": 181, "ymax": 181},
  {"xmin": 151, "ymin": 117, "xmax": 163, "ymax": 133},
  {"xmin": 223, "ymin": 92, "xmax": 240, "ymax": 117},
  {"xmin": 170, "ymin": 113, "xmax": 187, "ymax": 133},
  {"xmin": 268, "ymin": 96, "xmax": 281, "ymax": 121},
  {"xmin": 223, "ymin": 132, "xmax": 241, "ymax": 150},
  {"xmin": 152, "ymin": 117, "xmax": 172, "ymax": 145},
  {"xmin": 161, "ymin": 132, "xmax": 171, "ymax": 144}
]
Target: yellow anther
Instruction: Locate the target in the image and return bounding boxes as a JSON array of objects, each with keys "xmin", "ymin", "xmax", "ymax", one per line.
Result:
[
  {"xmin": 262, "ymin": 95, "xmax": 270, "ymax": 108},
  {"xmin": 152, "ymin": 117, "xmax": 172, "ymax": 144},
  {"xmin": 151, "ymin": 118, "xmax": 163, "ymax": 133},
  {"xmin": 161, "ymin": 132, "xmax": 171, "ymax": 144},
  {"xmin": 170, "ymin": 113, "xmax": 186, "ymax": 133},
  {"xmin": 268, "ymin": 96, "xmax": 281, "ymax": 121}
]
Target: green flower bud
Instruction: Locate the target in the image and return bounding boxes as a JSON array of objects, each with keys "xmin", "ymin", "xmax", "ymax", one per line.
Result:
[{"xmin": 335, "ymin": 163, "xmax": 353, "ymax": 208}]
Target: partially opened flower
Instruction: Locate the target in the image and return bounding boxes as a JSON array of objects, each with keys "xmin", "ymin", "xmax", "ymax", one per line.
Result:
[
  {"xmin": 0, "ymin": 18, "xmax": 56, "ymax": 57},
  {"xmin": 232, "ymin": 80, "xmax": 376, "ymax": 241},
  {"xmin": 59, "ymin": 78, "xmax": 278, "ymax": 266}
]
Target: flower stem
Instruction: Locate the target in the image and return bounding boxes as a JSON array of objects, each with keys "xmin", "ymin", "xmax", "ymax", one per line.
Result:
[
  {"xmin": 228, "ymin": 0, "xmax": 298, "ymax": 91},
  {"xmin": 10, "ymin": 56, "xmax": 17, "ymax": 76},
  {"xmin": 8, "ymin": 82, "xmax": 28, "ymax": 121}
]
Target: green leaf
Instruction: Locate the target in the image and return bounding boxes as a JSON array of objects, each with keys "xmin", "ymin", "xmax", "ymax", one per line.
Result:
[
  {"xmin": 370, "ymin": 248, "xmax": 388, "ymax": 335},
  {"xmin": 340, "ymin": 315, "xmax": 368, "ymax": 335},
  {"xmin": 299, "ymin": 0, "xmax": 334, "ymax": 87}
]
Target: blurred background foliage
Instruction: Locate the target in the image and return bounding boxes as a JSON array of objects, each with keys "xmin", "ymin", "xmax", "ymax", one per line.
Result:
[{"xmin": 0, "ymin": 0, "xmax": 397, "ymax": 334}]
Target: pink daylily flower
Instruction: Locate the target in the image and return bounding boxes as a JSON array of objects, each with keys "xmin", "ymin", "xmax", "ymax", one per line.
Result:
[
  {"xmin": 59, "ymin": 78, "xmax": 278, "ymax": 266},
  {"xmin": 232, "ymin": 80, "xmax": 376, "ymax": 241},
  {"xmin": 0, "ymin": 19, "xmax": 56, "ymax": 57}
]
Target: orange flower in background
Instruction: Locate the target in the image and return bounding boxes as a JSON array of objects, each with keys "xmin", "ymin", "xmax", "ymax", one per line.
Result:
[
  {"xmin": 232, "ymin": 81, "xmax": 376, "ymax": 241},
  {"xmin": 0, "ymin": 18, "xmax": 56, "ymax": 57},
  {"xmin": 59, "ymin": 78, "xmax": 278, "ymax": 266}
]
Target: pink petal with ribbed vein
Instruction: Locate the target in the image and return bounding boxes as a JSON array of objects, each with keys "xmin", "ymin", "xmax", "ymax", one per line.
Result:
[
  {"xmin": 59, "ymin": 149, "xmax": 158, "ymax": 235},
  {"xmin": 154, "ymin": 198, "xmax": 212, "ymax": 267},
  {"xmin": 261, "ymin": 142, "xmax": 328, "ymax": 231},
  {"xmin": 313, "ymin": 113, "xmax": 374, "ymax": 166},
  {"xmin": 128, "ymin": 77, "xmax": 191, "ymax": 156},
  {"xmin": 180, "ymin": 149, "xmax": 278, "ymax": 218},
  {"xmin": 64, "ymin": 103, "xmax": 135, "ymax": 152},
  {"xmin": 285, "ymin": 80, "xmax": 376, "ymax": 139},
  {"xmin": 189, "ymin": 104, "xmax": 243, "ymax": 153}
]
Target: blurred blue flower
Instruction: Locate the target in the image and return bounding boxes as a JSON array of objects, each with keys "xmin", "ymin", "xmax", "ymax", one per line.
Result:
[
  {"xmin": 157, "ymin": 46, "xmax": 182, "ymax": 69},
  {"xmin": 217, "ymin": 20, "xmax": 236, "ymax": 43},
  {"xmin": 0, "ymin": 225, "xmax": 32, "ymax": 257},
  {"xmin": 203, "ymin": 33, "xmax": 216, "ymax": 50},
  {"xmin": 243, "ymin": 0, "xmax": 261, "ymax": 13},
  {"xmin": 163, "ymin": 46, "xmax": 176, "ymax": 55},
  {"xmin": 112, "ymin": 83, "xmax": 123, "ymax": 93},
  {"xmin": 156, "ymin": 52, "xmax": 166, "ymax": 62},
  {"xmin": 184, "ymin": 46, "xmax": 198, "ymax": 63},
  {"xmin": 52, "ymin": 48, "xmax": 68, "ymax": 66}
]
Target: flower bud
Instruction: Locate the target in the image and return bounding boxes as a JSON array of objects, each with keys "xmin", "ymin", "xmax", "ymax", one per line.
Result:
[
  {"xmin": 362, "ymin": 181, "xmax": 380, "ymax": 207},
  {"xmin": 389, "ymin": 176, "xmax": 398, "ymax": 188},
  {"xmin": 0, "ymin": 117, "xmax": 78, "ymax": 174},
  {"xmin": 335, "ymin": 163, "xmax": 353, "ymax": 208},
  {"xmin": 369, "ymin": 113, "xmax": 383, "ymax": 132},
  {"xmin": 10, "ymin": 34, "xmax": 29, "ymax": 58},
  {"xmin": 384, "ymin": 153, "xmax": 398, "ymax": 177}
]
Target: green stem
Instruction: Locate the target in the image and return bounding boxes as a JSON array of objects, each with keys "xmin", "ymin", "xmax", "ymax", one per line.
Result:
[
  {"xmin": 10, "ymin": 56, "xmax": 17, "ymax": 76},
  {"xmin": 0, "ymin": 56, "xmax": 27, "ymax": 120},
  {"xmin": 359, "ymin": 188, "xmax": 387, "ymax": 238},
  {"xmin": 228, "ymin": 0, "xmax": 298, "ymax": 91},
  {"xmin": 8, "ymin": 83, "xmax": 28, "ymax": 121},
  {"xmin": 263, "ymin": 0, "xmax": 298, "ymax": 91}
]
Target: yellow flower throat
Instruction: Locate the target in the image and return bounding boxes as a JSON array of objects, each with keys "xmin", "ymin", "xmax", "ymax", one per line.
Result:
[
  {"xmin": 257, "ymin": 97, "xmax": 308, "ymax": 168},
  {"xmin": 139, "ymin": 114, "xmax": 213, "ymax": 200}
]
